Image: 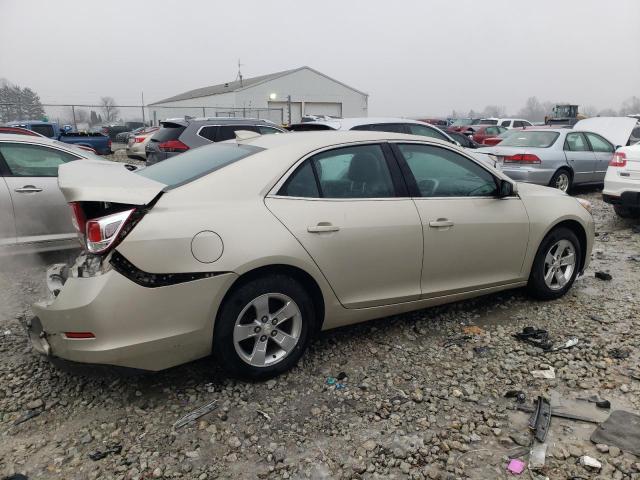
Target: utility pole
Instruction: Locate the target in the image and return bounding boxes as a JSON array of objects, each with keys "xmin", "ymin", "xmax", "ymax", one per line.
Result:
[
  {"xmin": 141, "ymin": 91, "xmax": 146, "ymax": 126},
  {"xmin": 71, "ymin": 105, "xmax": 77, "ymax": 131},
  {"xmin": 287, "ymin": 95, "xmax": 292, "ymax": 125}
]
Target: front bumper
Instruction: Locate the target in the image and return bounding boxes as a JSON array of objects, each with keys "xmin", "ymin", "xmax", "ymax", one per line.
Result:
[
  {"xmin": 498, "ymin": 166, "xmax": 555, "ymax": 186},
  {"xmin": 30, "ymin": 258, "xmax": 237, "ymax": 371}
]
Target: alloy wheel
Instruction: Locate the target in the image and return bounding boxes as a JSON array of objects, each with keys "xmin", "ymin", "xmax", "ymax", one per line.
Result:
[
  {"xmin": 543, "ymin": 239, "xmax": 576, "ymax": 290},
  {"xmin": 233, "ymin": 293, "xmax": 302, "ymax": 367},
  {"xmin": 554, "ymin": 173, "xmax": 570, "ymax": 192}
]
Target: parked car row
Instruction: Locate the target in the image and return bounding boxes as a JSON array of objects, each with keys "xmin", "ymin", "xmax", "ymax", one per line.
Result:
[{"xmin": 4, "ymin": 121, "xmax": 112, "ymax": 154}]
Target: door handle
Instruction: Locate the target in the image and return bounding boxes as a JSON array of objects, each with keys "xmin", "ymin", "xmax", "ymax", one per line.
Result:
[
  {"xmin": 429, "ymin": 218, "xmax": 454, "ymax": 228},
  {"xmin": 15, "ymin": 185, "xmax": 43, "ymax": 193},
  {"xmin": 307, "ymin": 223, "xmax": 340, "ymax": 233}
]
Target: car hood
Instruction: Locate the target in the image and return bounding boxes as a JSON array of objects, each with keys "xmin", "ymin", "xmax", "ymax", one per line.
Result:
[
  {"xmin": 58, "ymin": 159, "xmax": 166, "ymax": 205},
  {"xmin": 515, "ymin": 181, "xmax": 565, "ymax": 198},
  {"xmin": 574, "ymin": 117, "xmax": 638, "ymax": 147}
]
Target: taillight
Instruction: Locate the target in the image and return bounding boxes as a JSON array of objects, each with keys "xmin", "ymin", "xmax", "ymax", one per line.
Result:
[
  {"xmin": 158, "ymin": 139, "xmax": 189, "ymax": 152},
  {"xmin": 70, "ymin": 202, "xmax": 86, "ymax": 236},
  {"xmin": 503, "ymin": 153, "xmax": 541, "ymax": 164},
  {"xmin": 107, "ymin": 139, "xmax": 112, "ymax": 149},
  {"xmin": 609, "ymin": 151, "xmax": 627, "ymax": 167},
  {"xmin": 84, "ymin": 209, "xmax": 136, "ymax": 254},
  {"xmin": 134, "ymin": 136, "xmax": 145, "ymax": 143}
]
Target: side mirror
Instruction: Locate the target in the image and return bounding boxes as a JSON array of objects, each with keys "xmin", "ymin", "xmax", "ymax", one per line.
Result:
[
  {"xmin": 497, "ymin": 179, "xmax": 515, "ymax": 197},
  {"xmin": 615, "ymin": 145, "xmax": 622, "ymax": 150}
]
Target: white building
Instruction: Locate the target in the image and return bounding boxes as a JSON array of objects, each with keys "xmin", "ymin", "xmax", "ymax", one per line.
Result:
[{"xmin": 148, "ymin": 66, "xmax": 368, "ymax": 125}]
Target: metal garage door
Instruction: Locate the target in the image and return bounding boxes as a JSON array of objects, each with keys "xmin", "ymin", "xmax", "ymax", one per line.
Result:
[
  {"xmin": 268, "ymin": 101, "xmax": 302, "ymax": 124},
  {"xmin": 304, "ymin": 102, "xmax": 342, "ymax": 117}
]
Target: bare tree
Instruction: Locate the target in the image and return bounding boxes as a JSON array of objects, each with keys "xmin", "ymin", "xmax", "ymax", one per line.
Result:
[
  {"xmin": 582, "ymin": 105, "xmax": 598, "ymax": 117},
  {"xmin": 517, "ymin": 97, "xmax": 548, "ymax": 122},
  {"xmin": 482, "ymin": 105, "xmax": 506, "ymax": 118},
  {"xmin": 620, "ymin": 96, "xmax": 640, "ymax": 116},
  {"xmin": 100, "ymin": 96, "xmax": 120, "ymax": 123},
  {"xmin": 598, "ymin": 108, "xmax": 618, "ymax": 117}
]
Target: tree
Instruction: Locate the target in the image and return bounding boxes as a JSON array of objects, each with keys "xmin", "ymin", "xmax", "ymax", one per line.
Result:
[
  {"xmin": 598, "ymin": 108, "xmax": 618, "ymax": 117},
  {"xmin": 90, "ymin": 110, "xmax": 99, "ymax": 125},
  {"xmin": 517, "ymin": 96, "xmax": 548, "ymax": 122},
  {"xmin": 582, "ymin": 105, "xmax": 598, "ymax": 117},
  {"xmin": 0, "ymin": 80, "xmax": 45, "ymax": 122},
  {"xmin": 100, "ymin": 96, "xmax": 120, "ymax": 123},
  {"xmin": 620, "ymin": 96, "xmax": 640, "ymax": 116},
  {"xmin": 482, "ymin": 105, "xmax": 506, "ymax": 118}
]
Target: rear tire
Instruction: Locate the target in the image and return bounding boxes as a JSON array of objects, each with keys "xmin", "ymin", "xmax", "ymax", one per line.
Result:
[
  {"xmin": 213, "ymin": 274, "xmax": 316, "ymax": 380},
  {"xmin": 613, "ymin": 205, "xmax": 640, "ymax": 218},
  {"xmin": 549, "ymin": 169, "xmax": 572, "ymax": 193},
  {"xmin": 527, "ymin": 227, "xmax": 581, "ymax": 300}
]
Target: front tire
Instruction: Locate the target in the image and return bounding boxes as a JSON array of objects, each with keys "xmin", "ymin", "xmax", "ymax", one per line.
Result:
[
  {"xmin": 613, "ymin": 205, "xmax": 640, "ymax": 218},
  {"xmin": 527, "ymin": 227, "xmax": 581, "ymax": 300},
  {"xmin": 213, "ymin": 274, "xmax": 316, "ymax": 380},
  {"xmin": 549, "ymin": 169, "xmax": 572, "ymax": 193}
]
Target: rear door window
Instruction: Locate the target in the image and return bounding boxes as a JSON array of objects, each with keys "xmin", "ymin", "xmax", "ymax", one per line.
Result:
[
  {"xmin": 564, "ymin": 133, "xmax": 590, "ymax": 152},
  {"xmin": 501, "ymin": 120, "xmax": 511, "ymax": 127},
  {"xmin": 215, "ymin": 125, "xmax": 260, "ymax": 141},
  {"xmin": 0, "ymin": 143, "xmax": 79, "ymax": 176},
  {"xmin": 513, "ymin": 121, "xmax": 525, "ymax": 128}
]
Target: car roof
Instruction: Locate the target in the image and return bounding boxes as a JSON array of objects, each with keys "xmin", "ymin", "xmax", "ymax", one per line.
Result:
[
  {"xmin": 293, "ymin": 117, "xmax": 439, "ymax": 131},
  {"xmin": 240, "ymin": 129, "xmax": 453, "ymax": 151}
]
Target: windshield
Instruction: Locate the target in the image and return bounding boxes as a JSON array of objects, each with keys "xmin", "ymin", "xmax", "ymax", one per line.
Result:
[
  {"xmin": 499, "ymin": 131, "xmax": 560, "ymax": 148},
  {"xmin": 451, "ymin": 118, "xmax": 473, "ymax": 127},
  {"xmin": 497, "ymin": 129, "xmax": 520, "ymax": 139},
  {"xmin": 136, "ymin": 142, "xmax": 264, "ymax": 188}
]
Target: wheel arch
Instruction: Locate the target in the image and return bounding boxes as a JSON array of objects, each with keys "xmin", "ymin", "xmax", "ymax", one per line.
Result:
[
  {"xmin": 543, "ymin": 219, "xmax": 588, "ymax": 273},
  {"xmin": 216, "ymin": 263, "xmax": 326, "ymax": 334}
]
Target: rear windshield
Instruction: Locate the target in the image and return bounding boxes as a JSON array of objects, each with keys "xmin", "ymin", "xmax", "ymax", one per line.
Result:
[
  {"xmin": 478, "ymin": 119, "xmax": 498, "ymax": 125},
  {"xmin": 136, "ymin": 143, "xmax": 264, "ymax": 188},
  {"xmin": 151, "ymin": 123, "xmax": 186, "ymax": 142},
  {"xmin": 499, "ymin": 131, "xmax": 560, "ymax": 148},
  {"xmin": 30, "ymin": 124, "xmax": 55, "ymax": 137}
]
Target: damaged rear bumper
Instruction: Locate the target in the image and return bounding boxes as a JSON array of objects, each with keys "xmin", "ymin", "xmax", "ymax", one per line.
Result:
[{"xmin": 30, "ymin": 254, "xmax": 237, "ymax": 371}]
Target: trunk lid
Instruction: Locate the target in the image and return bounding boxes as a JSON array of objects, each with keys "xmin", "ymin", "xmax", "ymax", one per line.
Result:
[
  {"xmin": 58, "ymin": 159, "xmax": 166, "ymax": 205},
  {"xmin": 574, "ymin": 117, "xmax": 638, "ymax": 147}
]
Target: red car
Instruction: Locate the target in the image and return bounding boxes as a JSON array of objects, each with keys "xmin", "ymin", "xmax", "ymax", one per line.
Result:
[
  {"xmin": 0, "ymin": 126, "xmax": 43, "ymax": 136},
  {"xmin": 464, "ymin": 125, "xmax": 507, "ymax": 144}
]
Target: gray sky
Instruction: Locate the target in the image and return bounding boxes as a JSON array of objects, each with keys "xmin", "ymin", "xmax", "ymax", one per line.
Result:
[{"xmin": 1, "ymin": 0, "xmax": 638, "ymax": 117}]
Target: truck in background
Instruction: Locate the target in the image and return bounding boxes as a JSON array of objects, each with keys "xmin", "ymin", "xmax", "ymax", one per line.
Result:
[{"xmin": 6, "ymin": 120, "xmax": 112, "ymax": 155}]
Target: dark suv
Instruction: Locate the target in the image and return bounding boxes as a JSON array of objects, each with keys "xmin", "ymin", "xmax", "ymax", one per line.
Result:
[{"xmin": 145, "ymin": 117, "xmax": 285, "ymax": 165}]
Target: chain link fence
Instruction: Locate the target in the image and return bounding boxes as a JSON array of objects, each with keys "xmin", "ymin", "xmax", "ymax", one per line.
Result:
[{"xmin": 1, "ymin": 103, "xmax": 285, "ymax": 131}]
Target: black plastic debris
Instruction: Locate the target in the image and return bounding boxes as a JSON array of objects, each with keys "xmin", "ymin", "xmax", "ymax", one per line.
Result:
[
  {"xmin": 3, "ymin": 475, "xmax": 28, "ymax": 480},
  {"xmin": 13, "ymin": 410, "xmax": 40, "ymax": 426},
  {"xmin": 527, "ymin": 396, "xmax": 551, "ymax": 442},
  {"xmin": 88, "ymin": 444, "xmax": 122, "ymax": 461},
  {"xmin": 504, "ymin": 390, "xmax": 526, "ymax": 404},
  {"xmin": 608, "ymin": 348, "xmax": 630, "ymax": 360},
  {"xmin": 513, "ymin": 327, "xmax": 553, "ymax": 351},
  {"xmin": 336, "ymin": 371, "xmax": 347, "ymax": 381},
  {"xmin": 595, "ymin": 271, "xmax": 612, "ymax": 281},
  {"xmin": 578, "ymin": 395, "xmax": 611, "ymax": 410},
  {"xmin": 590, "ymin": 410, "xmax": 640, "ymax": 455}
]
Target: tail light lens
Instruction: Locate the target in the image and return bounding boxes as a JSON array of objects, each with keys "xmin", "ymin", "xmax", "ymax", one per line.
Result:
[
  {"xmin": 70, "ymin": 202, "xmax": 86, "ymax": 236},
  {"xmin": 609, "ymin": 151, "xmax": 627, "ymax": 167},
  {"xmin": 134, "ymin": 136, "xmax": 145, "ymax": 143},
  {"xmin": 85, "ymin": 209, "xmax": 136, "ymax": 254},
  {"xmin": 107, "ymin": 139, "xmax": 112, "ymax": 149},
  {"xmin": 503, "ymin": 153, "xmax": 541, "ymax": 164},
  {"xmin": 158, "ymin": 139, "xmax": 189, "ymax": 152}
]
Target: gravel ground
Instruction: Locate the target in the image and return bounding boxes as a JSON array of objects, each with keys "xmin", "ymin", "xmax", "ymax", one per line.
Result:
[{"xmin": 1, "ymin": 188, "xmax": 639, "ymax": 480}]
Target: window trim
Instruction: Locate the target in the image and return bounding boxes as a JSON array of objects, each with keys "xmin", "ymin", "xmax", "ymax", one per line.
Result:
[
  {"xmin": 0, "ymin": 141, "xmax": 81, "ymax": 178},
  {"xmin": 271, "ymin": 141, "xmax": 409, "ymax": 201},
  {"xmin": 388, "ymin": 141, "xmax": 509, "ymax": 199}
]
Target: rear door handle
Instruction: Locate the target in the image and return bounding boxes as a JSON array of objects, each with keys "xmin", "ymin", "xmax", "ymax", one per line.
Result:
[
  {"xmin": 429, "ymin": 219, "xmax": 454, "ymax": 228},
  {"xmin": 307, "ymin": 223, "xmax": 340, "ymax": 233},
  {"xmin": 15, "ymin": 185, "xmax": 43, "ymax": 193}
]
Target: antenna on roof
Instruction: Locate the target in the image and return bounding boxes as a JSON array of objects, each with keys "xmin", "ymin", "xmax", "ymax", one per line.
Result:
[{"xmin": 236, "ymin": 59, "xmax": 243, "ymax": 87}]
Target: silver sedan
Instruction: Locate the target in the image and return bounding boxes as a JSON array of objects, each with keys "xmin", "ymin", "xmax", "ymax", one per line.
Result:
[{"xmin": 476, "ymin": 128, "xmax": 615, "ymax": 192}]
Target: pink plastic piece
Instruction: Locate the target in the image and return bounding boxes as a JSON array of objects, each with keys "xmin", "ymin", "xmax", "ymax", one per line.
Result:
[{"xmin": 507, "ymin": 459, "xmax": 526, "ymax": 475}]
